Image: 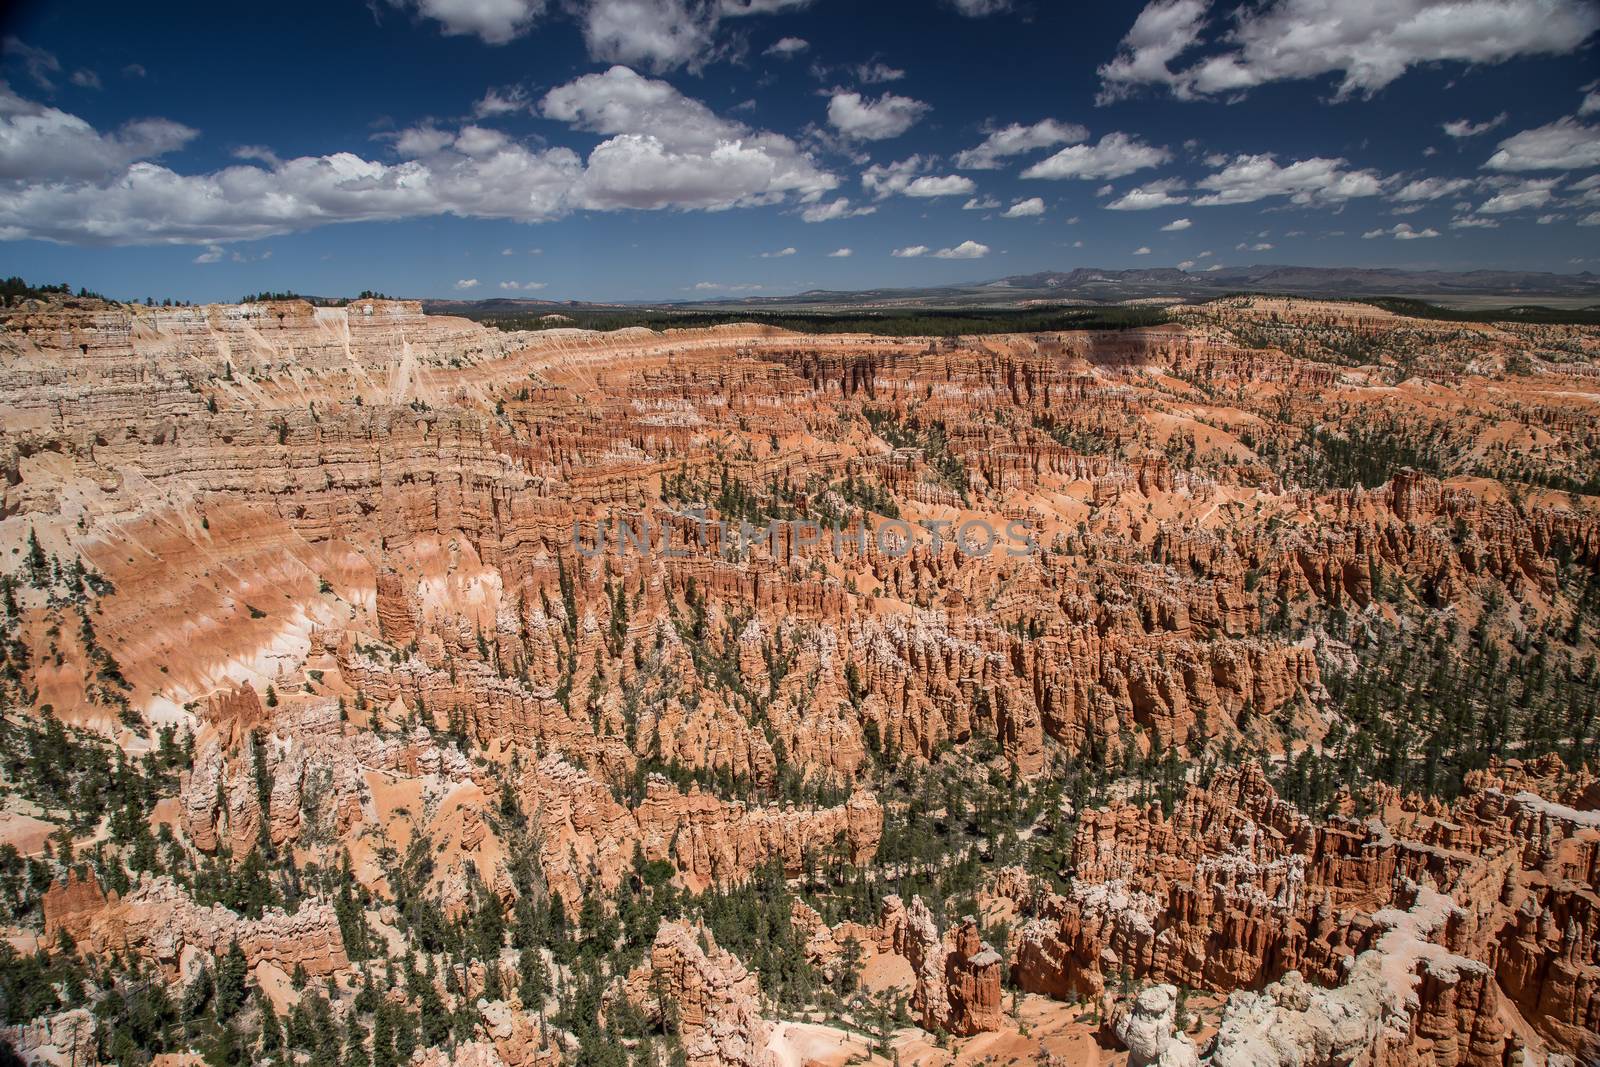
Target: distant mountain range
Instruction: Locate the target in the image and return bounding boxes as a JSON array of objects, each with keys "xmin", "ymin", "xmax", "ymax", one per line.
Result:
[
  {"xmin": 693, "ymin": 265, "xmax": 1600, "ymax": 309},
  {"xmin": 421, "ymin": 265, "xmax": 1600, "ymax": 314},
  {"xmin": 419, "ymin": 296, "xmax": 576, "ymax": 314},
  {"xmin": 1010, "ymin": 264, "xmax": 1598, "ymax": 295}
]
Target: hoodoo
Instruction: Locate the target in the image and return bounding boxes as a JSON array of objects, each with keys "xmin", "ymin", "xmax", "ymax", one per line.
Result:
[{"xmin": 1, "ymin": 288, "xmax": 1596, "ymax": 1065}]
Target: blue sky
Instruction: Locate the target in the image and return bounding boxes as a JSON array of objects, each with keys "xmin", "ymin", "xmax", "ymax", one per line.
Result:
[{"xmin": 2, "ymin": 0, "xmax": 1598, "ymax": 303}]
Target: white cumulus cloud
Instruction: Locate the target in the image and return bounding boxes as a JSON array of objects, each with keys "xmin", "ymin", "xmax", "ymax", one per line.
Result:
[
  {"xmin": 1096, "ymin": 0, "xmax": 1208, "ymax": 103},
  {"xmin": 1099, "ymin": 0, "xmax": 1600, "ymax": 101},
  {"xmin": 0, "ymin": 73, "xmax": 838, "ymax": 244},
  {"xmin": 391, "ymin": 0, "xmax": 547, "ymax": 45},
  {"xmin": 1392, "ymin": 176, "xmax": 1473, "ymax": 202},
  {"xmin": 1001, "ymin": 197, "xmax": 1045, "ymax": 217},
  {"xmin": 891, "ymin": 244, "xmax": 928, "ymax": 257},
  {"xmin": 1160, "ymin": 217, "xmax": 1191, "ymax": 230},
  {"xmin": 395, "ymin": 0, "xmax": 810, "ymax": 65},
  {"xmin": 862, "ymin": 156, "xmax": 974, "ymax": 198},
  {"xmin": 1484, "ymin": 117, "xmax": 1600, "ymax": 171},
  {"xmin": 1021, "ymin": 132, "xmax": 1170, "ymax": 180},
  {"xmin": 1572, "ymin": 172, "xmax": 1600, "ymax": 200},
  {"xmin": 573, "ymin": 132, "xmax": 832, "ymax": 210},
  {"xmin": 1362, "ymin": 222, "xmax": 1439, "ymax": 239},
  {"xmin": 1475, "ymin": 176, "xmax": 1560, "ymax": 213},
  {"xmin": 1192, "ymin": 154, "xmax": 1386, "ymax": 206},
  {"xmin": 474, "ymin": 85, "xmax": 532, "ymax": 117},
  {"xmin": 908, "ymin": 175, "xmax": 976, "ymax": 197},
  {"xmin": 932, "ymin": 239, "xmax": 990, "ymax": 258},
  {"xmin": 800, "ymin": 197, "xmax": 875, "ymax": 222},
  {"xmin": 826, "ymin": 90, "xmax": 930, "ymax": 141},
  {"xmin": 954, "ymin": 119, "xmax": 1088, "ymax": 170},
  {"xmin": 577, "ymin": 0, "xmax": 719, "ymax": 72},
  {"xmin": 1, "ymin": 146, "xmax": 579, "ymax": 244},
  {"xmin": 1104, "ymin": 177, "xmax": 1188, "ymax": 210},
  {"xmin": 0, "ymin": 83, "xmax": 196, "ymax": 181},
  {"xmin": 539, "ymin": 66, "xmax": 836, "ymax": 210},
  {"xmin": 1442, "ymin": 113, "xmax": 1506, "ymax": 138},
  {"xmin": 855, "ymin": 61, "xmax": 906, "ymax": 84}
]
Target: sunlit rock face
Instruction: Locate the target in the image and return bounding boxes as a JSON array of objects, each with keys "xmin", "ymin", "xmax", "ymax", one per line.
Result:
[{"xmin": 1, "ymin": 293, "xmax": 1597, "ymax": 1066}]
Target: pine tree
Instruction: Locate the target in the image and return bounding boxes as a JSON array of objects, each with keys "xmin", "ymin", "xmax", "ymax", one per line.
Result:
[
  {"xmin": 518, "ymin": 947, "xmax": 547, "ymax": 1011},
  {"xmin": 418, "ymin": 981, "xmax": 450, "ymax": 1047},
  {"xmin": 344, "ymin": 1016, "xmax": 370, "ymax": 1067},
  {"xmin": 25, "ymin": 529, "xmax": 47, "ymax": 583},
  {"xmin": 214, "ymin": 940, "xmax": 248, "ymax": 1022},
  {"xmin": 371, "ymin": 1001, "xmax": 398, "ymax": 1067},
  {"xmin": 393, "ymin": 1004, "xmax": 418, "ymax": 1061},
  {"xmin": 257, "ymin": 998, "xmax": 284, "ymax": 1062}
]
